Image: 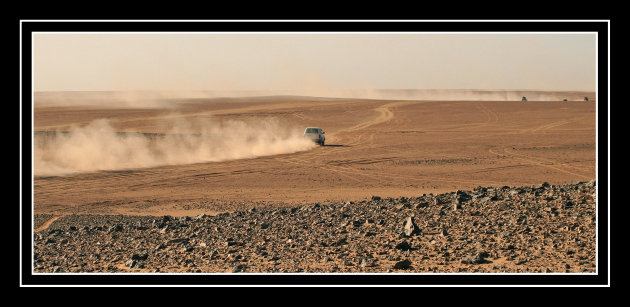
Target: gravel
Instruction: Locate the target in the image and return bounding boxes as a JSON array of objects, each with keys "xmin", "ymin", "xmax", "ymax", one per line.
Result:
[{"xmin": 33, "ymin": 181, "xmax": 597, "ymax": 273}]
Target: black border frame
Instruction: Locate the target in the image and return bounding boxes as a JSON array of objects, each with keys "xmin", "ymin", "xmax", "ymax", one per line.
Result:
[{"xmin": 19, "ymin": 20, "xmax": 611, "ymax": 286}]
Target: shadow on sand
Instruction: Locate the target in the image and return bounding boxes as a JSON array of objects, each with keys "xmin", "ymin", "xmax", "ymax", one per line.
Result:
[{"xmin": 322, "ymin": 144, "xmax": 351, "ymax": 147}]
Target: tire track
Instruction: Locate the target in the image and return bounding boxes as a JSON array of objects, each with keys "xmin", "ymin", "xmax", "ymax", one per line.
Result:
[
  {"xmin": 502, "ymin": 147, "xmax": 593, "ymax": 173},
  {"xmin": 275, "ymin": 101, "xmax": 418, "ymax": 185},
  {"xmin": 446, "ymin": 101, "xmax": 500, "ymax": 132},
  {"xmin": 329, "ymin": 162, "xmax": 515, "ymax": 186},
  {"xmin": 301, "ymin": 100, "xmax": 517, "ymax": 187},
  {"xmin": 478, "ymin": 101, "xmax": 499, "ymax": 122},
  {"xmin": 523, "ymin": 113, "xmax": 592, "ymax": 134},
  {"xmin": 337, "ymin": 101, "xmax": 420, "ymax": 133},
  {"xmin": 280, "ymin": 156, "xmax": 368, "ymax": 184},
  {"xmin": 529, "ymin": 120, "xmax": 571, "ymax": 133},
  {"xmin": 34, "ymin": 216, "xmax": 60, "ymax": 232},
  {"xmin": 488, "ymin": 147, "xmax": 592, "ymax": 179},
  {"xmin": 278, "ymin": 101, "xmax": 415, "ymax": 166},
  {"xmin": 290, "ymin": 151, "xmax": 515, "ymax": 187}
]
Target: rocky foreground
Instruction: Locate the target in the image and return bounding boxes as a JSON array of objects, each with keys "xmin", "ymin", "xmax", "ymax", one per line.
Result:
[{"xmin": 33, "ymin": 181, "xmax": 597, "ymax": 273}]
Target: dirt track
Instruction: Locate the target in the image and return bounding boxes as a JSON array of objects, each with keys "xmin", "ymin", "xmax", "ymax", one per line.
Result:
[{"xmin": 33, "ymin": 93, "xmax": 596, "ymax": 216}]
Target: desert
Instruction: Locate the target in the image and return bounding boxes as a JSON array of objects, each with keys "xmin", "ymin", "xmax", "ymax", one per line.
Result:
[{"xmin": 31, "ymin": 90, "xmax": 597, "ymax": 273}]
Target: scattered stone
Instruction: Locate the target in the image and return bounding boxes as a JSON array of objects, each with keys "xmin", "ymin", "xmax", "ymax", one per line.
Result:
[
  {"xmin": 166, "ymin": 238, "xmax": 188, "ymax": 245},
  {"xmin": 333, "ymin": 238, "xmax": 348, "ymax": 246},
  {"xmin": 131, "ymin": 253, "xmax": 148, "ymax": 261},
  {"xmin": 452, "ymin": 199, "xmax": 460, "ymax": 211},
  {"xmin": 125, "ymin": 259, "xmax": 137, "ymax": 268},
  {"xmin": 403, "ymin": 216, "xmax": 420, "ymax": 237},
  {"xmin": 461, "ymin": 253, "xmax": 487, "ymax": 264},
  {"xmin": 231, "ymin": 265, "xmax": 246, "ymax": 273},
  {"xmin": 32, "ymin": 181, "xmax": 596, "ymax": 273},
  {"xmin": 393, "ymin": 259, "xmax": 412, "ymax": 270},
  {"xmin": 359, "ymin": 257, "xmax": 374, "ymax": 268},
  {"xmin": 395, "ymin": 241, "xmax": 413, "ymax": 251}
]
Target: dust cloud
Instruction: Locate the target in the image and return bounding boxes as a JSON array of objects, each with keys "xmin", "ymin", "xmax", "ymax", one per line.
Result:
[
  {"xmin": 268, "ymin": 89, "xmax": 593, "ymax": 102},
  {"xmin": 33, "ymin": 91, "xmax": 204, "ymax": 109},
  {"xmin": 34, "ymin": 117, "xmax": 316, "ymax": 176},
  {"xmin": 34, "ymin": 89, "xmax": 594, "ymax": 109}
]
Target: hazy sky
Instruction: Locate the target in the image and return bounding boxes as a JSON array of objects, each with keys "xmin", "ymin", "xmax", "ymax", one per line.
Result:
[{"xmin": 33, "ymin": 33, "xmax": 596, "ymax": 92}]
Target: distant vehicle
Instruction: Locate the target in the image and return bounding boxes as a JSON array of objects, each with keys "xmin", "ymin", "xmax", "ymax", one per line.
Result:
[
  {"xmin": 584, "ymin": 96, "xmax": 590, "ymax": 102},
  {"xmin": 304, "ymin": 127, "xmax": 325, "ymax": 145},
  {"xmin": 522, "ymin": 96, "xmax": 528, "ymax": 102},
  {"xmin": 563, "ymin": 98, "xmax": 569, "ymax": 102}
]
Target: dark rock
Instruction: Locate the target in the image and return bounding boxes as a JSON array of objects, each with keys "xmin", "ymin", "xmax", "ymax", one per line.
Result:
[
  {"xmin": 499, "ymin": 203, "xmax": 512, "ymax": 210},
  {"xmin": 166, "ymin": 238, "xmax": 188, "ymax": 245},
  {"xmin": 333, "ymin": 238, "xmax": 348, "ymax": 246},
  {"xmin": 393, "ymin": 259, "xmax": 412, "ymax": 270},
  {"xmin": 456, "ymin": 190, "xmax": 472, "ymax": 202},
  {"xmin": 231, "ymin": 265, "xmax": 246, "ymax": 273},
  {"xmin": 411, "ymin": 202, "xmax": 424, "ymax": 209},
  {"xmin": 131, "ymin": 253, "xmax": 148, "ymax": 261},
  {"xmin": 395, "ymin": 241, "xmax": 412, "ymax": 251},
  {"xmin": 32, "ymin": 181, "xmax": 595, "ymax": 274}
]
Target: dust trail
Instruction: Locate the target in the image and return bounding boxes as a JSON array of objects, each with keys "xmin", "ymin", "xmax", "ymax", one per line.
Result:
[
  {"xmin": 34, "ymin": 117, "xmax": 316, "ymax": 176},
  {"xmin": 34, "ymin": 89, "xmax": 596, "ymax": 109}
]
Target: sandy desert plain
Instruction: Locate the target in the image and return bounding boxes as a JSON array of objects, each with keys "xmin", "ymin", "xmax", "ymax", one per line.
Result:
[{"xmin": 31, "ymin": 90, "xmax": 598, "ymax": 273}]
